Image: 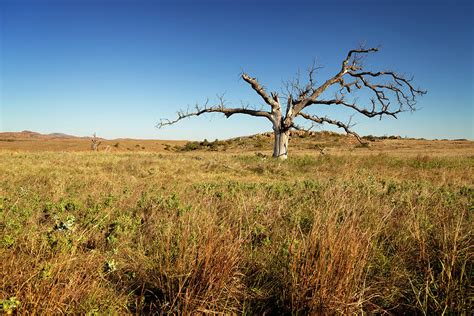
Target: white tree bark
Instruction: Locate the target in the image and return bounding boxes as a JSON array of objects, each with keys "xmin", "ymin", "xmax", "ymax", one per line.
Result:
[{"xmin": 273, "ymin": 128, "xmax": 289, "ymax": 160}]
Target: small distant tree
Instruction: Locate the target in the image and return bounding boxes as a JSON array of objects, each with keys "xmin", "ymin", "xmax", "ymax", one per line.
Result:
[
  {"xmin": 91, "ymin": 133, "xmax": 101, "ymax": 151},
  {"xmin": 158, "ymin": 47, "xmax": 426, "ymax": 159}
]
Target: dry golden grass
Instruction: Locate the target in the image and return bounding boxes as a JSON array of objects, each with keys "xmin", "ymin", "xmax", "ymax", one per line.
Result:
[{"xmin": 0, "ymin": 134, "xmax": 473, "ymax": 314}]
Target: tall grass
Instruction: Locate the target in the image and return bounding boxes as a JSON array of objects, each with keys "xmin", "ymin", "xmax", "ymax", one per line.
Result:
[{"xmin": 0, "ymin": 152, "xmax": 472, "ymax": 314}]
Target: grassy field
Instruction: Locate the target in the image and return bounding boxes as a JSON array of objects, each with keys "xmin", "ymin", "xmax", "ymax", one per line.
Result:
[{"xmin": 0, "ymin": 135, "xmax": 473, "ymax": 314}]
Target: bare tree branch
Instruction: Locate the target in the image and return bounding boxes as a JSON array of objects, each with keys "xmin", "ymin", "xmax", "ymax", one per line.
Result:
[
  {"xmin": 157, "ymin": 98, "xmax": 273, "ymax": 128},
  {"xmin": 283, "ymin": 60, "xmax": 324, "ymax": 104},
  {"xmin": 291, "ymin": 122, "xmax": 316, "ymax": 133},
  {"xmin": 241, "ymin": 73, "xmax": 280, "ymax": 111},
  {"xmin": 289, "ymin": 47, "xmax": 425, "ymax": 125},
  {"xmin": 347, "ymin": 71, "xmax": 426, "ymax": 111},
  {"xmin": 298, "ymin": 112, "xmax": 363, "ymax": 143},
  {"xmin": 305, "ymin": 98, "xmax": 403, "ymax": 119},
  {"xmin": 298, "ymin": 47, "xmax": 380, "ymax": 111},
  {"xmin": 341, "ymin": 47, "xmax": 379, "ymax": 71}
]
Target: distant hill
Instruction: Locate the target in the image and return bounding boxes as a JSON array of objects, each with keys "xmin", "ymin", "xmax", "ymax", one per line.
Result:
[
  {"xmin": 47, "ymin": 132, "xmax": 80, "ymax": 138},
  {"xmin": 0, "ymin": 130, "xmax": 185, "ymax": 152},
  {"xmin": 0, "ymin": 131, "xmax": 89, "ymax": 140}
]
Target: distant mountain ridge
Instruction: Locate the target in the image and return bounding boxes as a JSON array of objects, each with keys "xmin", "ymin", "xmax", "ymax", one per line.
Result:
[{"xmin": 0, "ymin": 131, "xmax": 90, "ymax": 140}]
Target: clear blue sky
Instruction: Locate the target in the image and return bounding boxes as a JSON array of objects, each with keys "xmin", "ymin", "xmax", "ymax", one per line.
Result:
[{"xmin": 0, "ymin": 0, "xmax": 472, "ymax": 140}]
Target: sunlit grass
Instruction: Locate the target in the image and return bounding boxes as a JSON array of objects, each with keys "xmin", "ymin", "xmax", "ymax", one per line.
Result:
[{"xmin": 0, "ymin": 151, "xmax": 472, "ymax": 314}]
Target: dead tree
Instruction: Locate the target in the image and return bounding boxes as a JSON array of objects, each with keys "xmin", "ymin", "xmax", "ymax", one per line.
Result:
[
  {"xmin": 158, "ymin": 47, "xmax": 426, "ymax": 159},
  {"xmin": 91, "ymin": 133, "xmax": 101, "ymax": 151}
]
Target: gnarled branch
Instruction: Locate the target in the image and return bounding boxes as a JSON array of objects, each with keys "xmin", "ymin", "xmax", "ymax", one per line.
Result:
[
  {"xmin": 347, "ymin": 71, "xmax": 426, "ymax": 111},
  {"xmin": 298, "ymin": 112, "xmax": 363, "ymax": 143},
  {"xmin": 291, "ymin": 47, "xmax": 425, "ymax": 123},
  {"xmin": 295, "ymin": 47, "xmax": 380, "ymax": 113},
  {"xmin": 157, "ymin": 98, "xmax": 273, "ymax": 128},
  {"xmin": 242, "ymin": 73, "xmax": 280, "ymax": 112}
]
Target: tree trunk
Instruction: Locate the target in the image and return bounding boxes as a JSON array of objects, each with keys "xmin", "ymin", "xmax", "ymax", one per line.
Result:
[{"xmin": 273, "ymin": 129, "xmax": 290, "ymax": 160}]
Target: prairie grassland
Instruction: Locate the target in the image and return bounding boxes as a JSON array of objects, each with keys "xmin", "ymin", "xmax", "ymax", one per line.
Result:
[{"xmin": 0, "ymin": 144, "xmax": 473, "ymax": 314}]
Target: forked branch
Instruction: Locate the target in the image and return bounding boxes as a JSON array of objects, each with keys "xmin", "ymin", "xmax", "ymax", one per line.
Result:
[
  {"xmin": 242, "ymin": 74, "xmax": 280, "ymax": 112},
  {"xmin": 157, "ymin": 98, "xmax": 273, "ymax": 128},
  {"xmin": 292, "ymin": 47, "xmax": 426, "ymax": 121},
  {"xmin": 298, "ymin": 112, "xmax": 363, "ymax": 143}
]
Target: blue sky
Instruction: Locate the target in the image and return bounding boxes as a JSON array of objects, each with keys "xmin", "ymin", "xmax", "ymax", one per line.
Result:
[{"xmin": 0, "ymin": 0, "xmax": 472, "ymax": 140}]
